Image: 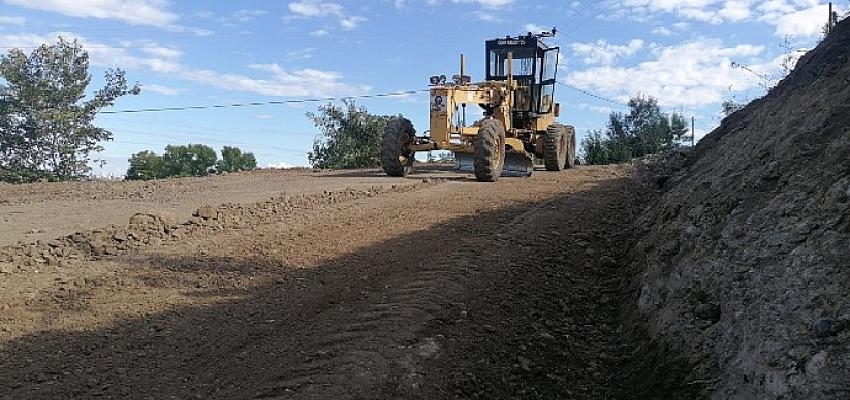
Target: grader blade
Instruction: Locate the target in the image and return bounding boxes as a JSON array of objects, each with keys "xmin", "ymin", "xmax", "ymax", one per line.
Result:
[
  {"xmin": 453, "ymin": 152, "xmax": 533, "ymax": 177},
  {"xmin": 502, "ymin": 153, "xmax": 534, "ymax": 177},
  {"xmin": 454, "ymin": 152, "xmax": 475, "ymax": 172}
]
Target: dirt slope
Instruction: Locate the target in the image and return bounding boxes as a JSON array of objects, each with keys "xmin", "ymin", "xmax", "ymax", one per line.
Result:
[{"xmin": 627, "ymin": 18, "xmax": 850, "ymax": 399}]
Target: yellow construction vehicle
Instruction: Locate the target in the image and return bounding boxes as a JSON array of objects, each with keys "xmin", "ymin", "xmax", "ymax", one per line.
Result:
[{"xmin": 381, "ymin": 29, "xmax": 575, "ymax": 181}]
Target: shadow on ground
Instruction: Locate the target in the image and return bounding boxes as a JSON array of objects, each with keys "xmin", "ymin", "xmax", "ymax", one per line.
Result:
[{"xmin": 0, "ymin": 175, "xmax": 700, "ymax": 400}]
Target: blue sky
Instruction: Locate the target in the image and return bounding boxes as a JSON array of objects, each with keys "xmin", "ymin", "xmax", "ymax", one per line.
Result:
[{"xmin": 0, "ymin": 0, "xmax": 844, "ymax": 176}]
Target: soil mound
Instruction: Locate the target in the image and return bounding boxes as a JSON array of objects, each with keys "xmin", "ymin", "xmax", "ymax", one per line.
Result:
[{"xmin": 629, "ymin": 18, "xmax": 850, "ymax": 399}]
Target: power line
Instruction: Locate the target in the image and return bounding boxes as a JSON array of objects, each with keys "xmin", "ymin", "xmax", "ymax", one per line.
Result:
[
  {"xmin": 100, "ymin": 89, "xmax": 429, "ymax": 114},
  {"xmin": 556, "ymin": 81, "xmax": 628, "ymax": 107}
]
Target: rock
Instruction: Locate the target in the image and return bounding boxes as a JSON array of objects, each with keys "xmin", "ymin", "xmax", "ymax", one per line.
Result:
[
  {"xmin": 599, "ymin": 256, "xmax": 618, "ymax": 268},
  {"xmin": 805, "ymin": 351, "xmax": 828, "ymax": 375},
  {"xmin": 196, "ymin": 206, "xmax": 218, "ymax": 220},
  {"xmin": 483, "ymin": 325, "xmax": 496, "ymax": 333},
  {"xmin": 516, "ymin": 356, "xmax": 532, "ymax": 371},
  {"xmin": 695, "ymin": 303, "xmax": 722, "ymax": 323},
  {"xmin": 813, "ymin": 318, "xmax": 837, "ymax": 338},
  {"xmin": 155, "ymin": 211, "xmax": 177, "ymax": 225},
  {"xmin": 129, "ymin": 213, "xmax": 157, "ymax": 225}
]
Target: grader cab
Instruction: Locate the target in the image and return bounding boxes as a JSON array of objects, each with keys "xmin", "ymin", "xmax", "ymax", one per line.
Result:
[{"xmin": 381, "ymin": 29, "xmax": 576, "ymax": 182}]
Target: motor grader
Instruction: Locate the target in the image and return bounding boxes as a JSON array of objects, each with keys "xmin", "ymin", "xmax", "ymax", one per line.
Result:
[{"xmin": 381, "ymin": 29, "xmax": 576, "ymax": 182}]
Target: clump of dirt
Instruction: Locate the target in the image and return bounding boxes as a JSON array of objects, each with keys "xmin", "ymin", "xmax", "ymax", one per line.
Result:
[
  {"xmin": 627, "ymin": 18, "xmax": 850, "ymax": 399},
  {"xmin": 0, "ymin": 182, "xmax": 437, "ymax": 273}
]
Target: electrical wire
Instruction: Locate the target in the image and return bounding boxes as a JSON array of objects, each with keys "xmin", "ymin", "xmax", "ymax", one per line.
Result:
[
  {"xmin": 100, "ymin": 89, "xmax": 429, "ymax": 114},
  {"xmin": 556, "ymin": 81, "xmax": 628, "ymax": 107}
]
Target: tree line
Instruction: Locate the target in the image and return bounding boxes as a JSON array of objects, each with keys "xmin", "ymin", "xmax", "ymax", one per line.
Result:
[
  {"xmin": 306, "ymin": 96, "xmax": 691, "ymax": 169},
  {"xmin": 126, "ymin": 145, "xmax": 257, "ymax": 180}
]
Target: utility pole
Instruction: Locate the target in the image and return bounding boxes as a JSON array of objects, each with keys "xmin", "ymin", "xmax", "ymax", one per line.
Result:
[
  {"xmin": 691, "ymin": 116, "xmax": 695, "ymax": 147},
  {"xmin": 828, "ymin": 2, "xmax": 835, "ymax": 34},
  {"xmin": 829, "ymin": 2, "xmax": 832, "ymax": 34}
]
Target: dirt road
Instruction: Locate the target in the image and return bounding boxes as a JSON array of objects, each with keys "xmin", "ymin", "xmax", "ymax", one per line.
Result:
[
  {"xmin": 0, "ymin": 165, "xmax": 668, "ymax": 399},
  {"xmin": 0, "ymin": 168, "xmax": 434, "ymax": 246}
]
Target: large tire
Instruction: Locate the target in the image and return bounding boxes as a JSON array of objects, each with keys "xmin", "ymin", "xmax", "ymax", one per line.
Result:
[
  {"xmin": 564, "ymin": 125, "xmax": 577, "ymax": 169},
  {"xmin": 543, "ymin": 123, "xmax": 568, "ymax": 171},
  {"xmin": 382, "ymin": 117, "xmax": 415, "ymax": 177},
  {"xmin": 473, "ymin": 118, "xmax": 506, "ymax": 182}
]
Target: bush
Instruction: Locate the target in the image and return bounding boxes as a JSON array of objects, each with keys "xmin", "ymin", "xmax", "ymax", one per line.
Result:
[
  {"xmin": 581, "ymin": 95, "xmax": 688, "ymax": 165},
  {"xmin": 307, "ymin": 99, "xmax": 392, "ymax": 169},
  {"xmin": 218, "ymin": 146, "xmax": 257, "ymax": 172}
]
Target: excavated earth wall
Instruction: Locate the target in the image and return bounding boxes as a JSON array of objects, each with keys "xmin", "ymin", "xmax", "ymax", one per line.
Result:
[{"xmin": 628, "ymin": 18, "xmax": 850, "ymax": 399}]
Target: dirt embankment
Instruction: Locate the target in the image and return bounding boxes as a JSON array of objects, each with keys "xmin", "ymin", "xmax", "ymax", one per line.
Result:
[{"xmin": 626, "ymin": 18, "xmax": 850, "ymax": 399}]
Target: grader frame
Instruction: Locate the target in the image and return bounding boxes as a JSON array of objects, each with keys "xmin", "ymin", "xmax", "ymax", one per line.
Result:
[{"xmin": 381, "ymin": 29, "xmax": 576, "ymax": 181}]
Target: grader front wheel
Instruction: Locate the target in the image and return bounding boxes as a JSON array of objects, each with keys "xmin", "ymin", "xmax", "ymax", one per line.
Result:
[
  {"xmin": 381, "ymin": 117, "xmax": 415, "ymax": 177},
  {"xmin": 544, "ymin": 124, "xmax": 568, "ymax": 171},
  {"xmin": 473, "ymin": 119, "xmax": 506, "ymax": 182}
]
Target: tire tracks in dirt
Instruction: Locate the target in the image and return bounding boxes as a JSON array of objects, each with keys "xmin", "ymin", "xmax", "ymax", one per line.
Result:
[{"xmin": 0, "ymin": 166, "xmax": 649, "ymax": 400}]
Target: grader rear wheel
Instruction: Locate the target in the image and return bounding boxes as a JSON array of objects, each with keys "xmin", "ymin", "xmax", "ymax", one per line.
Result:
[
  {"xmin": 544, "ymin": 124, "xmax": 568, "ymax": 171},
  {"xmin": 564, "ymin": 125, "xmax": 577, "ymax": 169},
  {"xmin": 473, "ymin": 119, "xmax": 506, "ymax": 182},
  {"xmin": 381, "ymin": 117, "xmax": 415, "ymax": 177}
]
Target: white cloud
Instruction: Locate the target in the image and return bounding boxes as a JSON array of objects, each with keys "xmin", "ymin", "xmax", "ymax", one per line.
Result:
[
  {"xmin": 289, "ymin": 0, "xmax": 344, "ymax": 17},
  {"xmin": 453, "ymin": 0, "xmax": 514, "ymax": 8},
  {"xmin": 141, "ymin": 46, "xmax": 181, "ymax": 59},
  {"xmin": 287, "ymin": 0, "xmax": 367, "ymax": 29},
  {"xmin": 524, "ymin": 23, "xmax": 548, "ymax": 33},
  {"xmin": 0, "ymin": 15, "xmax": 25, "ymax": 25},
  {"xmin": 760, "ymin": 2, "xmax": 839, "ymax": 37},
  {"xmin": 233, "ymin": 9, "xmax": 268, "ymax": 22},
  {"xmin": 340, "ymin": 16, "xmax": 367, "ymax": 29},
  {"xmin": 426, "ymin": 0, "xmax": 514, "ymax": 9},
  {"xmin": 0, "ymin": 32, "xmax": 371, "ymax": 99},
  {"xmin": 565, "ymin": 39, "xmax": 771, "ymax": 107},
  {"xmin": 3, "ymin": 0, "xmax": 213, "ymax": 35},
  {"xmin": 571, "ymin": 39, "xmax": 645, "ymax": 65},
  {"xmin": 286, "ymin": 48, "xmax": 316, "ymax": 60},
  {"xmin": 4, "ymin": 0, "xmax": 177, "ymax": 27},
  {"xmin": 473, "ymin": 11, "xmax": 501, "ymax": 22},
  {"xmin": 612, "ymin": 0, "xmax": 843, "ymax": 38},
  {"xmin": 142, "ymin": 84, "xmax": 183, "ymax": 96},
  {"xmin": 652, "ymin": 26, "xmax": 674, "ymax": 36},
  {"xmin": 310, "ymin": 29, "xmax": 330, "ymax": 37}
]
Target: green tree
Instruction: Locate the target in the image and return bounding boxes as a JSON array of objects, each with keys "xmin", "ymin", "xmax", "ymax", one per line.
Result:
[
  {"xmin": 217, "ymin": 145, "xmax": 257, "ymax": 172},
  {"xmin": 307, "ymin": 99, "xmax": 392, "ymax": 169},
  {"xmin": 580, "ymin": 95, "xmax": 688, "ymax": 165},
  {"xmin": 0, "ymin": 37, "xmax": 140, "ymax": 183},
  {"xmin": 126, "ymin": 150, "xmax": 166, "ymax": 180},
  {"xmin": 162, "ymin": 144, "xmax": 217, "ymax": 177}
]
